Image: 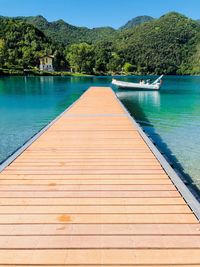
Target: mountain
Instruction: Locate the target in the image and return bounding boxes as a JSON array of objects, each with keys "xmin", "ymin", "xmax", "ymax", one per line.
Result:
[
  {"xmin": 115, "ymin": 12, "xmax": 200, "ymax": 74},
  {"xmin": 120, "ymin": 15, "xmax": 154, "ymax": 30},
  {"xmin": 9, "ymin": 15, "xmax": 154, "ymax": 45},
  {"xmin": 14, "ymin": 15, "xmax": 116, "ymax": 45}
]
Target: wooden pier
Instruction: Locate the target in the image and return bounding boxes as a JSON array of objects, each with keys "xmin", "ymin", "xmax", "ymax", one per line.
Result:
[{"xmin": 0, "ymin": 87, "xmax": 199, "ymax": 266}]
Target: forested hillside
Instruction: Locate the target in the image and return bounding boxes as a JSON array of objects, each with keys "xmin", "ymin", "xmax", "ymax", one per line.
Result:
[
  {"xmin": 0, "ymin": 18, "xmax": 53, "ymax": 68},
  {"xmin": 0, "ymin": 17, "xmax": 67, "ymax": 70},
  {"xmin": 0, "ymin": 12, "xmax": 200, "ymax": 75},
  {"xmin": 15, "ymin": 15, "xmax": 117, "ymax": 45},
  {"xmin": 115, "ymin": 13, "xmax": 200, "ymax": 74}
]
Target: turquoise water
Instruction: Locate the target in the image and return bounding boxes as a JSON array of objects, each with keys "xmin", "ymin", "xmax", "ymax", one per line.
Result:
[
  {"xmin": 0, "ymin": 76, "xmax": 199, "ymax": 192},
  {"xmin": 117, "ymin": 76, "xmax": 200, "ymax": 193}
]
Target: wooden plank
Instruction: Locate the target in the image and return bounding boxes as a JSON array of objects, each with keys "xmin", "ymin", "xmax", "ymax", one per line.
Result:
[
  {"xmin": 0, "ymin": 174, "xmax": 170, "ymax": 179},
  {"xmin": 0, "ymin": 184, "xmax": 176, "ymax": 191},
  {"xmin": 0, "ymin": 235, "xmax": 199, "ymax": 249},
  {"xmin": 0, "ymin": 190, "xmax": 181, "ymax": 197},
  {"xmin": 12, "ymin": 157, "xmax": 158, "ymax": 161},
  {"xmin": 0, "ymin": 223, "xmax": 199, "ymax": 236},
  {"xmin": 0, "ymin": 197, "xmax": 185, "ymax": 205},
  {"xmin": 0, "ymin": 213, "xmax": 196, "ymax": 224},
  {"xmin": 0, "ymin": 265, "xmax": 196, "ymax": 267},
  {"xmin": 0, "ymin": 266, "xmax": 197, "ymax": 267},
  {"xmin": 0, "ymin": 204, "xmax": 191, "ymax": 214},
  {"xmin": 5, "ymin": 165, "xmax": 165, "ymax": 171},
  {"xmin": 0, "ymin": 179, "xmax": 172, "ymax": 185},
  {"xmin": 0, "ymin": 249, "xmax": 199, "ymax": 265},
  {"xmin": 19, "ymin": 151, "xmax": 155, "ymax": 154},
  {"xmin": 3, "ymin": 170, "xmax": 167, "ymax": 175},
  {"xmin": 11, "ymin": 161, "xmax": 161, "ymax": 166}
]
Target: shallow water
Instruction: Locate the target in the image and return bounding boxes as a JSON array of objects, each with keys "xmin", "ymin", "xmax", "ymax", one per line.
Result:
[{"xmin": 0, "ymin": 75, "xmax": 199, "ymax": 190}]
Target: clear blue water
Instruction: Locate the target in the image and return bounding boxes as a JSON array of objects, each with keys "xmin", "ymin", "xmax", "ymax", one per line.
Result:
[{"xmin": 0, "ymin": 76, "xmax": 199, "ymax": 191}]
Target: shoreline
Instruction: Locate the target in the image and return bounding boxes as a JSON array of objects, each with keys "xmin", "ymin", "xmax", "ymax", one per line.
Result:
[
  {"xmin": 0, "ymin": 69, "xmax": 92, "ymax": 77},
  {"xmin": 1, "ymin": 68, "xmax": 200, "ymax": 77}
]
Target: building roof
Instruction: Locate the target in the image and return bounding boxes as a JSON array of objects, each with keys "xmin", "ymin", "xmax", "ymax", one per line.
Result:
[{"xmin": 39, "ymin": 55, "xmax": 54, "ymax": 59}]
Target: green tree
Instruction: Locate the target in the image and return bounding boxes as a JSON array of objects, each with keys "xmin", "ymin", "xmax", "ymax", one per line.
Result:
[
  {"xmin": 123, "ymin": 63, "xmax": 135, "ymax": 73},
  {"xmin": 0, "ymin": 39, "xmax": 6, "ymax": 67},
  {"xmin": 54, "ymin": 49, "xmax": 68, "ymax": 71},
  {"xmin": 66, "ymin": 43, "xmax": 94, "ymax": 73},
  {"xmin": 93, "ymin": 41, "xmax": 113, "ymax": 73},
  {"xmin": 107, "ymin": 52, "xmax": 123, "ymax": 73}
]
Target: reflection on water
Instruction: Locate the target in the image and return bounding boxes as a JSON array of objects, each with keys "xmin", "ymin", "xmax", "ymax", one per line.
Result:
[
  {"xmin": 0, "ymin": 75, "xmax": 199, "ymax": 192},
  {"xmin": 118, "ymin": 90, "xmax": 161, "ymax": 109}
]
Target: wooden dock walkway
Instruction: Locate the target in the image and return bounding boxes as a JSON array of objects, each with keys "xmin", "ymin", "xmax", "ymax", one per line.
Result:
[{"xmin": 0, "ymin": 86, "xmax": 199, "ymax": 266}]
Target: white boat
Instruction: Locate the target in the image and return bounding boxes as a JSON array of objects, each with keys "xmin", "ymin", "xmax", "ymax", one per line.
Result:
[{"xmin": 112, "ymin": 75, "xmax": 164, "ymax": 90}]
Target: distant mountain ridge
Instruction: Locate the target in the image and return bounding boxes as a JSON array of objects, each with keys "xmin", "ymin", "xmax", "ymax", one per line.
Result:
[
  {"xmin": 12, "ymin": 15, "xmax": 116, "ymax": 45},
  {"xmin": 0, "ymin": 15, "xmax": 155, "ymax": 45},
  {"xmin": 120, "ymin": 16, "xmax": 154, "ymax": 30}
]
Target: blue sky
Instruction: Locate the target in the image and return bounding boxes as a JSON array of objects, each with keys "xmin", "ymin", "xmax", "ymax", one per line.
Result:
[{"xmin": 0, "ymin": 0, "xmax": 199, "ymax": 28}]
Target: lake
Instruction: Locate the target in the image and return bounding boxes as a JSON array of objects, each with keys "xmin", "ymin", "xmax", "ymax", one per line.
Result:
[{"xmin": 0, "ymin": 75, "xmax": 199, "ymax": 192}]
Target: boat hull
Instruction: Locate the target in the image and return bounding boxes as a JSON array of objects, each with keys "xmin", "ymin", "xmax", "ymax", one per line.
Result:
[{"xmin": 112, "ymin": 79, "xmax": 161, "ymax": 90}]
